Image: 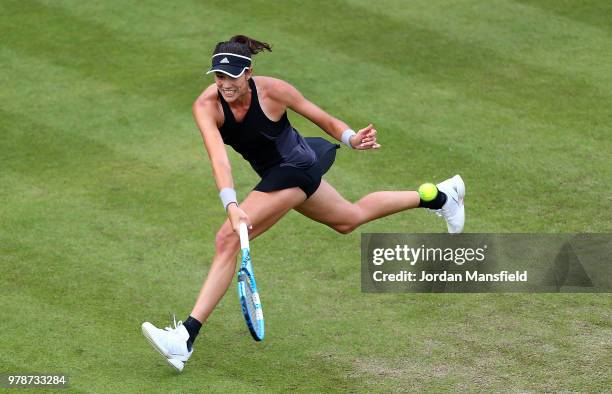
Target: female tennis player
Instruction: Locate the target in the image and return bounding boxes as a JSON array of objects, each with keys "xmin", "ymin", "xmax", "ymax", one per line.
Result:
[{"xmin": 142, "ymin": 35, "xmax": 465, "ymax": 371}]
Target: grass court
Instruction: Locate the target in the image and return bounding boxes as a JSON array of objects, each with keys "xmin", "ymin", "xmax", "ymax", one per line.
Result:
[{"xmin": 1, "ymin": 0, "xmax": 610, "ymax": 392}]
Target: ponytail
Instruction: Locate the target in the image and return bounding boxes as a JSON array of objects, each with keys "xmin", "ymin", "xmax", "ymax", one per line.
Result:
[
  {"xmin": 229, "ymin": 35, "xmax": 271, "ymax": 55},
  {"xmin": 212, "ymin": 35, "xmax": 271, "ymax": 58}
]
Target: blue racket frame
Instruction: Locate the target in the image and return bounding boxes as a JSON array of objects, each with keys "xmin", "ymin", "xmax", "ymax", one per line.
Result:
[{"xmin": 237, "ymin": 223, "xmax": 265, "ymax": 341}]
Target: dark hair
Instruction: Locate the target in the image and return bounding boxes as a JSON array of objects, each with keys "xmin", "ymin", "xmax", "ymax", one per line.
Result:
[{"xmin": 212, "ymin": 35, "xmax": 272, "ymax": 57}]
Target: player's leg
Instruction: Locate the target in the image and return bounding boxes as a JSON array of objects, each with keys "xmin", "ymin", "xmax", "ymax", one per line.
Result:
[
  {"xmin": 294, "ymin": 180, "xmax": 419, "ymax": 234},
  {"xmin": 295, "ymin": 175, "xmax": 464, "ymax": 234},
  {"xmin": 142, "ymin": 186, "xmax": 306, "ymax": 371},
  {"xmin": 190, "ymin": 187, "xmax": 306, "ymax": 323}
]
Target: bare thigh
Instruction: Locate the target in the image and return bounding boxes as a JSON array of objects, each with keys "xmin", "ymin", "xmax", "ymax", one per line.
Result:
[
  {"xmin": 218, "ymin": 186, "xmax": 308, "ymax": 242},
  {"xmin": 294, "ymin": 180, "xmax": 359, "ymax": 232}
]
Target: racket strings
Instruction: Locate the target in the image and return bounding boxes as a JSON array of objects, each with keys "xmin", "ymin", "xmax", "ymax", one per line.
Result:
[{"xmin": 244, "ymin": 276, "xmax": 257, "ymax": 321}]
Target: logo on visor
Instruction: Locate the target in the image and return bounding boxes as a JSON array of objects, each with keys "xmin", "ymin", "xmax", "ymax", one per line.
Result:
[{"xmin": 220, "ymin": 57, "xmax": 230, "ymax": 64}]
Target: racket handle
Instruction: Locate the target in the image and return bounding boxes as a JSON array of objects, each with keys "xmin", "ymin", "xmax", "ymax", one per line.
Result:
[{"xmin": 239, "ymin": 222, "xmax": 249, "ymax": 250}]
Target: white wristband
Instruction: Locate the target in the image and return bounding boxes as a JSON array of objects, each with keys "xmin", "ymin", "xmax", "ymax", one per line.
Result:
[
  {"xmin": 219, "ymin": 188, "xmax": 238, "ymax": 210},
  {"xmin": 341, "ymin": 129, "xmax": 357, "ymax": 148}
]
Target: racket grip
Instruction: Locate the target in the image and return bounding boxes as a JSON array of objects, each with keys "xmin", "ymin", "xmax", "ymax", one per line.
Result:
[{"xmin": 239, "ymin": 222, "xmax": 249, "ymax": 249}]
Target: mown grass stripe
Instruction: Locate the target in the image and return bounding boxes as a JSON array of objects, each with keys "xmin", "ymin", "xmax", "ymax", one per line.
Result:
[{"xmin": 513, "ymin": 0, "xmax": 612, "ymax": 33}]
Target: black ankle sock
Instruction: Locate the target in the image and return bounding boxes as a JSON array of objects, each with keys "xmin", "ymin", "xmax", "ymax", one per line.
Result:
[
  {"xmin": 419, "ymin": 189, "xmax": 447, "ymax": 209},
  {"xmin": 183, "ymin": 316, "xmax": 202, "ymax": 351}
]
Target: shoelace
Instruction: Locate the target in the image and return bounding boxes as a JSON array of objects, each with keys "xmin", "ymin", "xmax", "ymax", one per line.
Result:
[
  {"xmin": 434, "ymin": 198, "xmax": 455, "ymax": 217},
  {"xmin": 434, "ymin": 206, "xmax": 448, "ymax": 217},
  {"xmin": 164, "ymin": 314, "xmax": 183, "ymax": 332}
]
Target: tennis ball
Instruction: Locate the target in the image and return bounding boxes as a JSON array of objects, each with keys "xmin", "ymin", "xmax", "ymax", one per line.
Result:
[{"xmin": 418, "ymin": 183, "xmax": 438, "ymax": 201}]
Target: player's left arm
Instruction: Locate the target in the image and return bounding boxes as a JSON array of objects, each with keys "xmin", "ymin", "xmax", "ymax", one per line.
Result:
[{"xmin": 271, "ymin": 79, "xmax": 381, "ymax": 150}]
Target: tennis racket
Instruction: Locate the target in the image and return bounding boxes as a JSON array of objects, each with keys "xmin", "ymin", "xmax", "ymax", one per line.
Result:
[{"xmin": 237, "ymin": 222, "xmax": 265, "ymax": 341}]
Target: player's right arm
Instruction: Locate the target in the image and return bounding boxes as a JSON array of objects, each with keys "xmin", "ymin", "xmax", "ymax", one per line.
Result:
[
  {"xmin": 192, "ymin": 86, "xmax": 251, "ymax": 231},
  {"xmin": 192, "ymin": 87, "xmax": 234, "ymax": 191}
]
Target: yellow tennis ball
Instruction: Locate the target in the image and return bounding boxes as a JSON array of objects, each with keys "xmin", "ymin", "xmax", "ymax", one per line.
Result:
[{"xmin": 418, "ymin": 183, "xmax": 438, "ymax": 201}]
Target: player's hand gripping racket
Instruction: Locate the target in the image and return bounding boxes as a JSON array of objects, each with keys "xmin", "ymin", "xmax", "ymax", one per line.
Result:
[{"xmin": 237, "ymin": 222, "xmax": 265, "ymax": 341}]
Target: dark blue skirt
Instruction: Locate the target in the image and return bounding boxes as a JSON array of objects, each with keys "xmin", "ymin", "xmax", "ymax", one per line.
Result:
[{"xmin": 254, "ymin": 137, "xmax": 340, "ymax": 198}]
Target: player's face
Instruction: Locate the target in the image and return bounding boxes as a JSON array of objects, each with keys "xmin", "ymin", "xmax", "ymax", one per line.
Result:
[{"xmin": 215, "ymin": 70, "xmax": 251, "ymax": 103}]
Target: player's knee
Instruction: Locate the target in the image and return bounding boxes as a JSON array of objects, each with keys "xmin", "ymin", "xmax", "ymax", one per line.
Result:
[
  {"xmin": 215, "ymin": 227, "xmax": 239, "ymax": 255},
  {"xmin": 333, "ymin": 207, "xmax": 361, "ymax": 234},
  {"xmin": 333, "ymin": 221, "xmax": 358, "ymax": 234}
]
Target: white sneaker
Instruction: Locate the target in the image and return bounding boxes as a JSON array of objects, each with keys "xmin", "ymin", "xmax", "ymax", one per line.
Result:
[
  {"xmin": 142, "ymin": 317, "xmax": 193, "ymax": 372},
  {"xmin": 434, "ymin": 175, "xmax": 465, "ymax": 234}
]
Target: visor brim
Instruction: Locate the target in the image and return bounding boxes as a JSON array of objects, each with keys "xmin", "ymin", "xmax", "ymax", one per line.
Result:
[{"xmin": 206, "ymin": 65, "xmax": 249, "ymax": 78}]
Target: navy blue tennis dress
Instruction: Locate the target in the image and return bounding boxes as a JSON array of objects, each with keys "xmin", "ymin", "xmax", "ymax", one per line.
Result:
[{"xmin": 218, "ymin": 78, "xmax": 339, "ymax": 198}]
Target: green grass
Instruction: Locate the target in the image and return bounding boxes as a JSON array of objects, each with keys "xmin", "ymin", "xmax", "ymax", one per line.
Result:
[{"xmin": 1, "ymin": 0, "xmax": 611, "ymax": 392}]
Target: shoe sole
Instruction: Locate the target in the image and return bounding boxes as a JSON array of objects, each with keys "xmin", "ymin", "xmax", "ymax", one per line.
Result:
[
  {"xmin": 454, "ymin": 175, "xmax": 465, "ymax": 204},
  {"xmin": 141, "ymin": 324, "xmax": 184, "ymax": 373},
  {"xmin": 454, "ymin": 175, "xmax": 465, "ymax": 233}
]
